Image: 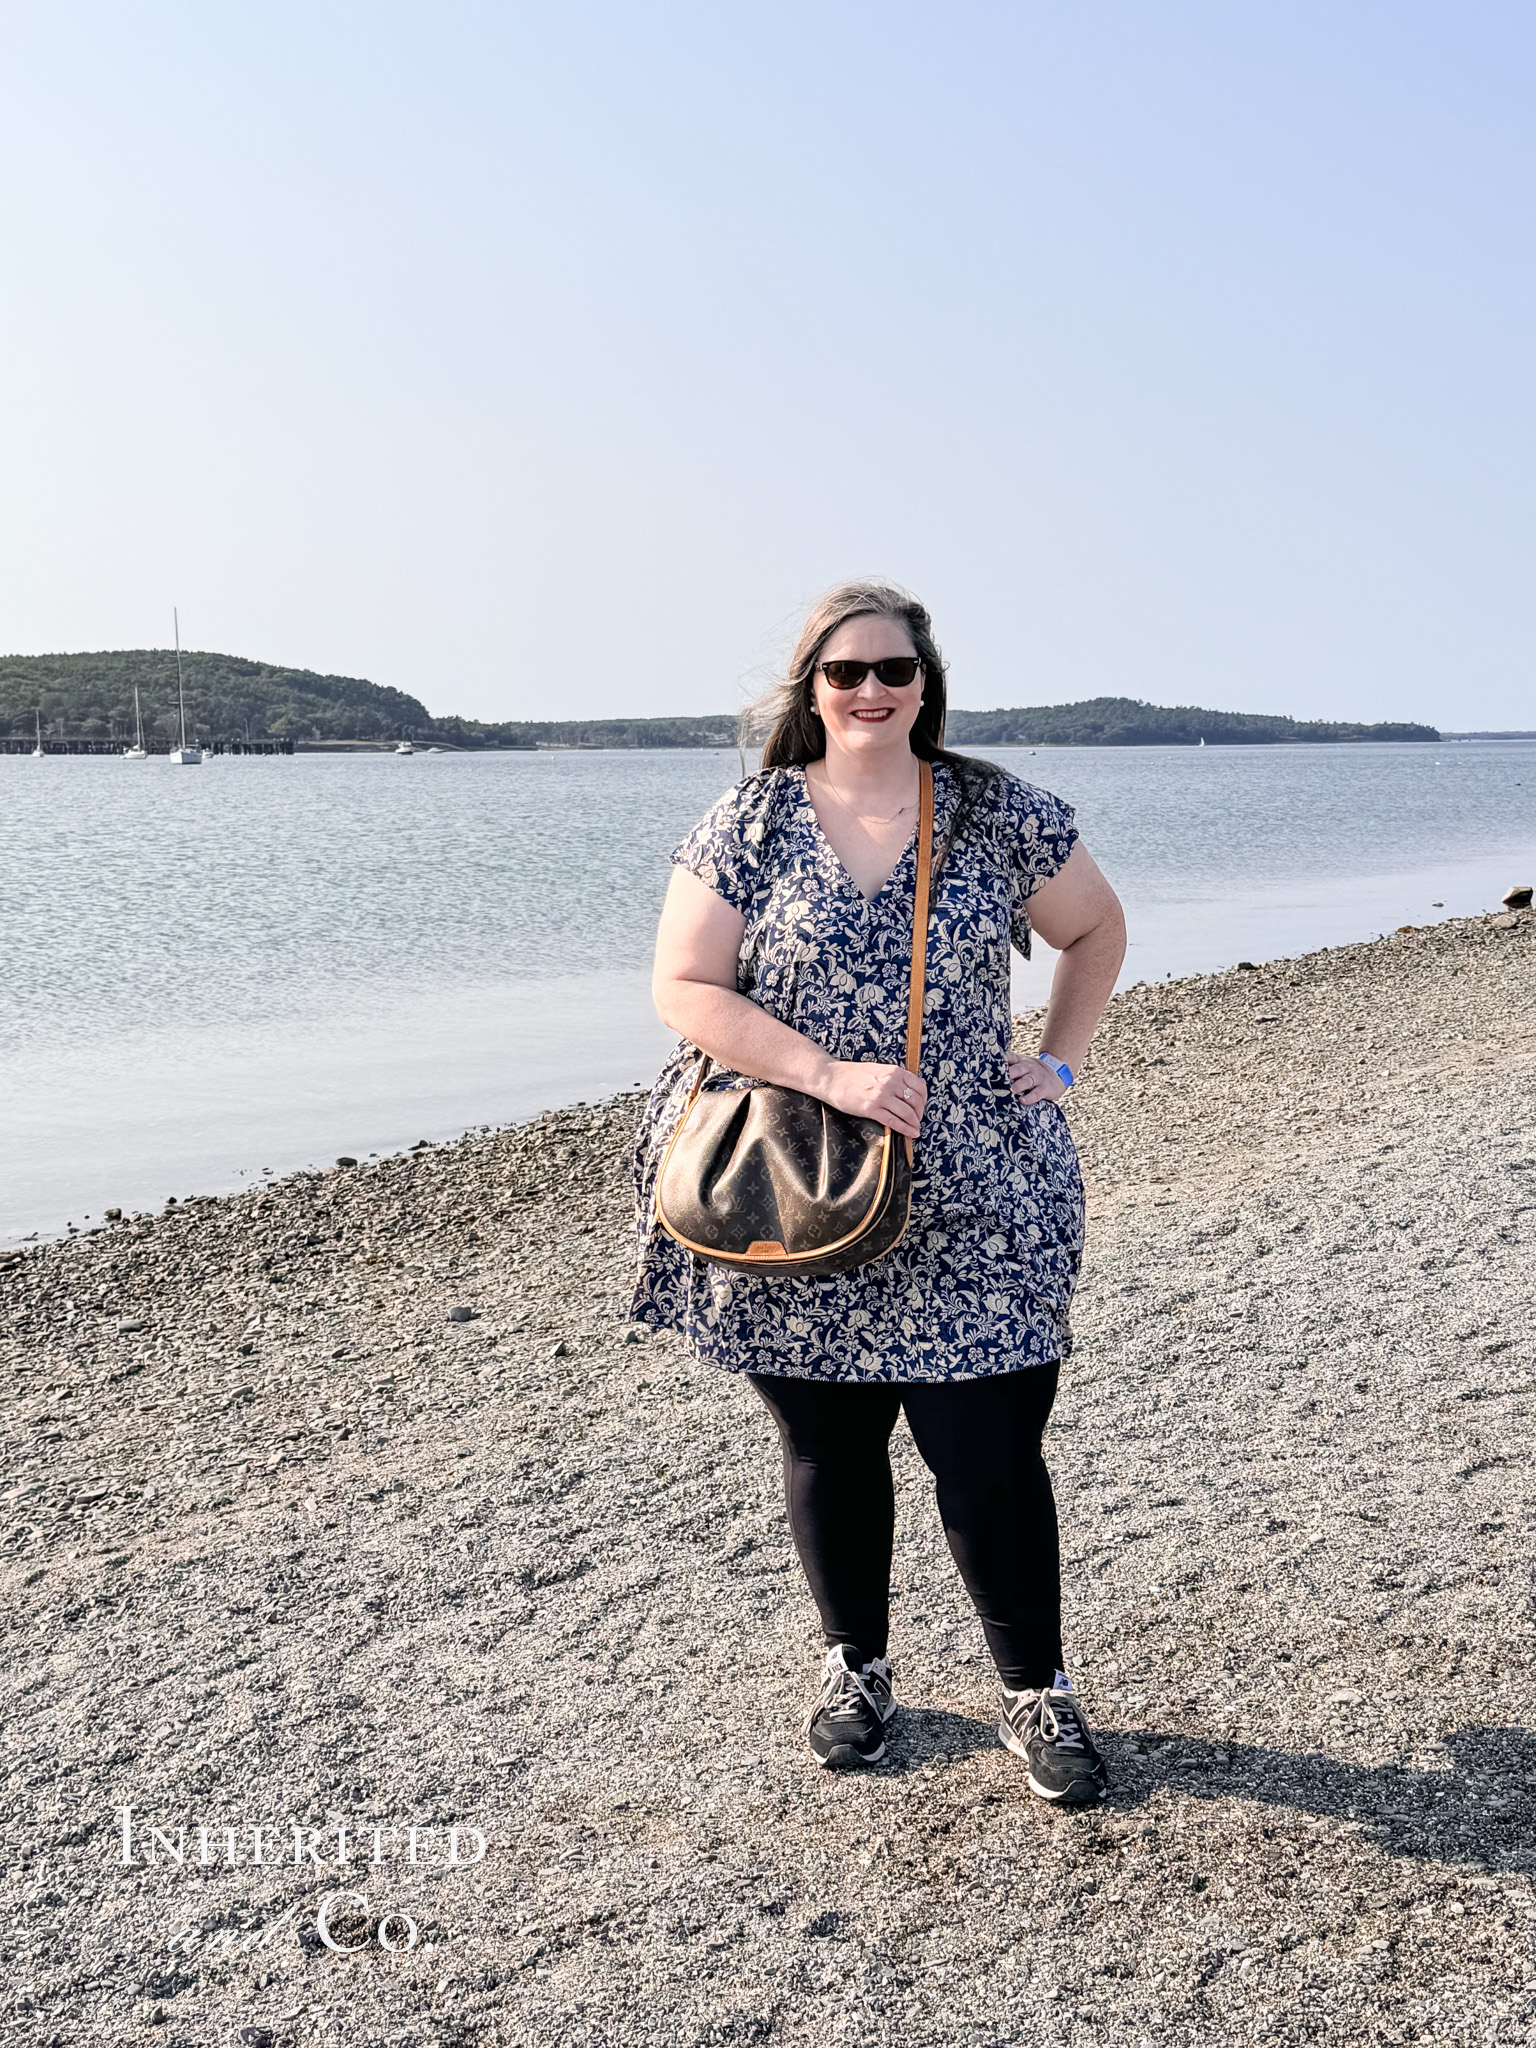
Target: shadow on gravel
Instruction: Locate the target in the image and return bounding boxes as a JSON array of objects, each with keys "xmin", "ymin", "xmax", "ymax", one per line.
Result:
[
  {"xmin": 882, "ymin": 1706, "xmax": 1001, "ymax": 1768},
  {"xmin": 1101, "ymin": 1724, "xmax": 1536, "ymax": 1872}
]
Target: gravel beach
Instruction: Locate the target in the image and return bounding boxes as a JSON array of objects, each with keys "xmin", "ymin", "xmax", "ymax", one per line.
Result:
[{"xmin": 4, "ymin": 906, "xmax": 1534, "ymax": 2047}]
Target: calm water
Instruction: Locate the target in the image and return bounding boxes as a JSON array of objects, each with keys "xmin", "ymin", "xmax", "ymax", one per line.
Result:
[{"xmin": 4, "ymin": 742, "xmax": 1532, "ymax": 1240}]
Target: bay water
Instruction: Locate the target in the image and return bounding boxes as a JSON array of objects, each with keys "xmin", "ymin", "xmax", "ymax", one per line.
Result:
[{"xmin": 3, "ymin": 741, "xmax": 1531, "ymax": 1242}]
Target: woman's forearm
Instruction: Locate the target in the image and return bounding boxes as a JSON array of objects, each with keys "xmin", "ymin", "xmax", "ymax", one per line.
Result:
[
  {"xmin": 655, "ymin": 973, "xmax": 928, "ymax": 1138},
  {"xmin": 1037, "ymin": 912, "xmax": 1126, "ymax": 1073},
  {"xmin": 655, "ymin": 977, "xmax": 838, "ymax": 1095}
]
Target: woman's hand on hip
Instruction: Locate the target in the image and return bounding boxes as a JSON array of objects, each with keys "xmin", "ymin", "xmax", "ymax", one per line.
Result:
[
  {"xmin": 1007, "ymin": 1053, "xmax": 1068, "ymax": 1106},
  {"xmin": 820, "ymin": 1060, "xmax": 927, "ymax": 1139}
]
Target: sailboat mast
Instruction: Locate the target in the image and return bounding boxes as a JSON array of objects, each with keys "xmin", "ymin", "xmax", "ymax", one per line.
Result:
[{"xmin": 174, "ymin": 608, "xmax": 188, "ymax": 748}]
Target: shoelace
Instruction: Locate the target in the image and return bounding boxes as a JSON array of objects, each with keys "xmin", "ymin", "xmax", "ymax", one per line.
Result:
[
  {"xmin": 1008, "ymin": 1688, "xmax": 1087, "ymax": 1752},
  {"xmin": 1037, "ymin": 1692, "xmax": 1087, "ymax": 1752},
  {"xmin": 807, "ymin": 1648, "xmax": 883, "ymax": 1730}
]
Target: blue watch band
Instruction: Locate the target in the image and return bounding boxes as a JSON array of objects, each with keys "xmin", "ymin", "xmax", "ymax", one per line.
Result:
[{"xmin": 1036, "ymin": 1052, "xmax": 1074, "ymax": 1088}]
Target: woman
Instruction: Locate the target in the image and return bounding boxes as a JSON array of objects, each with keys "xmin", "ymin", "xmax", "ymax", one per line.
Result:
[{"xmin": 631, "ymin": 582, "xmax": 1125, "ymax": 1803}]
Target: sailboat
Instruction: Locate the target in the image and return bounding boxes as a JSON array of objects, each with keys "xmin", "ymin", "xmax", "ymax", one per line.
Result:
[
  {"xmin": 166, "ymin": 610, "xmax": 202, "ymax": 765},
  {"xmin": 31, "ymin": 709, "xmax": 44, "ymax": 757},
  {"xmin": 123, "ymin": 685, "xmax": 148, "ymax": 760}
]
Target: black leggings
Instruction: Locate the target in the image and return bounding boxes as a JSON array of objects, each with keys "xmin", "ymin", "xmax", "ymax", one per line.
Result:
[{"xmin": 748, "ymin": 1365, "xmax": 1063, "ymax": 1691}]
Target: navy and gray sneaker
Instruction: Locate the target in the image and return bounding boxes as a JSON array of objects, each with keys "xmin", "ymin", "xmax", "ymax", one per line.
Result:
[
  {"xmin": 805, "ymin": 1644, "xmax": 895, "ymax": 1768},
  {"xmin": 999, "ymin": 1674, "xmax": 1108, "ymax": 1804}
]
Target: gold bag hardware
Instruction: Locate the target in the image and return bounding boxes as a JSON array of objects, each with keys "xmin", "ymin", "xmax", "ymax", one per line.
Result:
[{"xmin": 655, "ymin": 761, "xmax": 933, "ymax": 1279}]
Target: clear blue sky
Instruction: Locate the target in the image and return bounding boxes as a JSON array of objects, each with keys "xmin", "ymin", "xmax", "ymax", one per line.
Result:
[{"xmin": 4, "ymin": 2, "xmax": 1534, "ymax": 726}]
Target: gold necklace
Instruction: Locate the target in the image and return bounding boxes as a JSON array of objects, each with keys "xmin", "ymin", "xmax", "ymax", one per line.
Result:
[{"xmin": 814, "ymin": 764, "xmax": 918, "ymax": 826}]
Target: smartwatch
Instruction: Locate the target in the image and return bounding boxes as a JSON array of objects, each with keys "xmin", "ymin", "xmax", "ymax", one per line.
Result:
[{"xmin": 1035, "ymin": 1052, "xmax": 1074, "ymax": 1089}]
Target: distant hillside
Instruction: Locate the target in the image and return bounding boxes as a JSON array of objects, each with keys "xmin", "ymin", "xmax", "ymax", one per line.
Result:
[
  {"xmin": 429, "ymin": 713, "xmax": 737, "ymax": 749},
  {"xmin": 0, "ymin": 654, "xmax": 1440, "ymax": 748},
  {"xmin": 455, "ymin": 698, "xmax": 1438, "ymax": 748},
  {"xmin": 0, "ymin": 650, "xmax": 432, "ymax": 744},
  {"xmin": 432, "ymin": 698, "xmax": 1439, "ymax": 749},
  {"xmin": 944, "ymin": 698, "xmax": 1438, "ymax": 746}
]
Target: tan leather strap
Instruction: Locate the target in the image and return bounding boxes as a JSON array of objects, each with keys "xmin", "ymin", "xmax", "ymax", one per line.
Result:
[
  {"xmin": 900, "ymin": 761, "xmax": 934, "ymax": 1165},
  {"xmin": 905, "ymin": 760, "xmax": 933, "ymax": 1075}
]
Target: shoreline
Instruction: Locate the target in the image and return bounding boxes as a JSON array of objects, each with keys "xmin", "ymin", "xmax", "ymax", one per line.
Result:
[
  {"xmin": 8, "ymin": 896, "xmax": 1532, "ymax": 1251},
  {"xmin": 3, "ymin": 907, "xmax": 1534, "ymax": 2042},
  {"xmin": 13, "ymin": 733, "xmax": 1536, "ymax": 765}
]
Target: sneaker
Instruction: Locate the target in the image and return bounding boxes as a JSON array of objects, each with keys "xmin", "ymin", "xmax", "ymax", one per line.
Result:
[
  {"xmin": 805, "ymin": 1645, "xmax": 895, "ymax": 1769},
  {"xmin": 998, "ymin": 1674, "xmax": 1108, "ymax": 1804}
]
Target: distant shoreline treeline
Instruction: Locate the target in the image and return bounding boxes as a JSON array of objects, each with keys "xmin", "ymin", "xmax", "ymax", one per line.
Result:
[
  {"xmin": 950, "ymin": 700, "xmax": 1439, "ymax": 746},
  {"xmin": 0, "ymin": 649, "xmax": 1443, "ymax": 748},
  {"xmin": 0, "ymin": 649, "xmax": 431, "ymax": 745}
]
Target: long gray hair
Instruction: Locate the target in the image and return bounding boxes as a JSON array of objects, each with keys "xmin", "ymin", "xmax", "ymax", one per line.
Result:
[{"xmin": 744, "ymin": 581, "xmax": 954, "ymax": 769}]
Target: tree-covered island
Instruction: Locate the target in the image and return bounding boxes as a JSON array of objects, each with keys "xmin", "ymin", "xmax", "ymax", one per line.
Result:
[
  {"xmin": 0, "ymin": 649, "xmax": 432, "ymax": 746},
  {"xmin": 0, "ymin": 649, "xmax": 1440, "ymax": 748}
]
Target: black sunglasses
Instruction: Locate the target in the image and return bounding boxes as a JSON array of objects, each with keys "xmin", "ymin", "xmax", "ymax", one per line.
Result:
[{"xmin": 816, "ymin": 657, "xmax": 923, "ymax": 690}]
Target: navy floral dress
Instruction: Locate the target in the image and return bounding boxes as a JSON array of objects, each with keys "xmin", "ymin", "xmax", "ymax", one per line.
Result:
[{"xmin": 630, "ymin": 758, "xmax": 1084, "ymax": 1382}]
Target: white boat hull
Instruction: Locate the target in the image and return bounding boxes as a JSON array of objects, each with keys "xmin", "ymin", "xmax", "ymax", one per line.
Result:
[{"xmin": 167, "ymin": 748, "xmax": 203, "ymax": 766}]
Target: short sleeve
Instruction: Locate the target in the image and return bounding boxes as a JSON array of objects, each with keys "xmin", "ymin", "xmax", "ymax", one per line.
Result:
[
  {"xmin": 671, "ymin": 772, "xmax": 781, "ymax": 918},
  {"xmin": 997, "ymin": 775, "xmax": 1078, "ymax": 953}
]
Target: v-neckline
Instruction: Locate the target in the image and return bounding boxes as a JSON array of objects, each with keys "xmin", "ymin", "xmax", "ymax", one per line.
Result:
[{"xmin": 795, "ymin": 763, "xmax": 925, "ymax": 906}]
